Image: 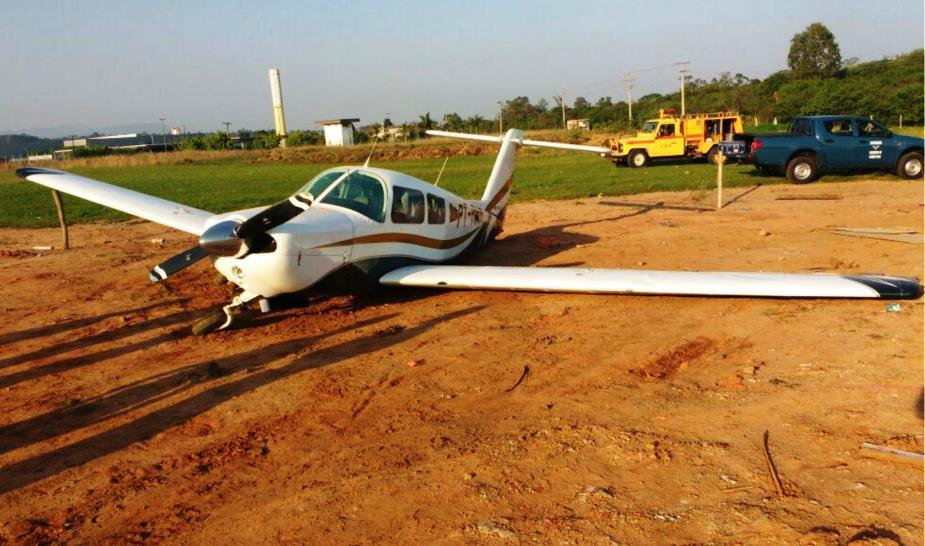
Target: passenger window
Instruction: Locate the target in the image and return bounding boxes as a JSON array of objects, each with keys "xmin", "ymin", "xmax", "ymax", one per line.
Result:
[
  {"xmin": 427, "ymin": 194, "xmax": 446, "ymax": 224},
  {"xmin": 658, "ymin": 124, "xmax": 675, "ymax": 137},
  {"xmin": 449, "ymin": 203, "xmax": 460, "ymax": 222},
  {"xmin": 823, "ymin": 119, "xmax": 853, "ymax": 136},
  {"xmin": 391, "ymin": 186, "xmax": 425, "ymax": 224},
  {"xmin": 320, "ymin": 172, "xmax": 386, "ymax": 222},
  {"xmin": 858, "ymin": 119, "xmax": 888, "ymax": 137}
]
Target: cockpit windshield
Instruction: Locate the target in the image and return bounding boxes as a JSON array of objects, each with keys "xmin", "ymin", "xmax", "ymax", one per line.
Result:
[
  {"xmin": 299, "ymin": 170, "xmax": 346, "ymax": 198},
  {"xmin": 641, "ymin": 121, "xmax": 659, "ymax": 133}
]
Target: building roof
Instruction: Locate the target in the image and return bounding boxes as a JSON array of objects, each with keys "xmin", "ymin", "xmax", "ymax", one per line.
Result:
[{"xmin": 316, "ymin": 118, "xmax": 360, "ymax": 126}]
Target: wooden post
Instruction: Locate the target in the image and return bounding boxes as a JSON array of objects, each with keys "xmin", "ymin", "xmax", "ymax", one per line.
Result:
[
  {"xmin": 899, "ymin": 114, "xmax": 903, "ymax": 128},
  {"xmin": 50, "ymin": 189, "xmax": 69, "ymax": 249},
  {"xmin": 716, "ymin": 151, "xmax": 724, "ymax": 210}
]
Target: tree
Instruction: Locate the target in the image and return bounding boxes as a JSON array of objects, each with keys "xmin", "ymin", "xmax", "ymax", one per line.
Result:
[{"xmin": 788, "ymin": 22, "xmax": 842, "ymax": 78}]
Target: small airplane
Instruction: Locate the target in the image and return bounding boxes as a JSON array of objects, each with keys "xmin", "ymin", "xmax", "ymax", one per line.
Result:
[{"xmin": 16, "ymin": 129, "xmax": 921, "ymax": 334}]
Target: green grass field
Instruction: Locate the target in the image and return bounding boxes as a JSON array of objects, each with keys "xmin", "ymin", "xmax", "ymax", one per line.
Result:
[{"xmin": 0, "ymin": 150, "xmax": 902, "ymax": 228}]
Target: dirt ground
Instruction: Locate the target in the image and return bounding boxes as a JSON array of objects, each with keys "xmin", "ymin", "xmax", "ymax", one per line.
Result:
[{"xmin": 0, "ymin": 179, "xmax": 922, "ymax": 545}]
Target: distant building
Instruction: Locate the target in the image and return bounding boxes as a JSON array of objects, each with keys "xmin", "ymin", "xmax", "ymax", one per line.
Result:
[
  {"xmin": 567, "ymin": 119, "xmax": 591, "ymax": 130},
  {"xmin": 64, "ymin": 133, "xmax": 168, "ymax": 151},
  {"xmin": 317, "ymin": 118, "xmax": 359, "ymax": 146}
]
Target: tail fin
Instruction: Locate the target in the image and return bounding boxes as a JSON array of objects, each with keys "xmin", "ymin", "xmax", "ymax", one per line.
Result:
[
  {"xmin": 425, "ymin": 129, "xmax": 611, "ymax": 215},
  {"xmin": 481, "ymin": 129, "xmax": 523, "ymax": 214}
]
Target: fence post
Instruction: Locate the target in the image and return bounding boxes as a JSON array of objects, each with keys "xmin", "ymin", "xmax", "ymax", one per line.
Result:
[{"xmin": 716, "ymin": 151, "xmax": 724, "ymax": 210}]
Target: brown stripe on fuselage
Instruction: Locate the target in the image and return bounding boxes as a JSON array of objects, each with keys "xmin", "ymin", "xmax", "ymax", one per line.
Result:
[
  {"xmin": 485, "ymin": 173, "xmax": 514, "ymax": 212},
  {"xmin": 315, "ymin": 227, "xmax": 480, "ymax": 250}
]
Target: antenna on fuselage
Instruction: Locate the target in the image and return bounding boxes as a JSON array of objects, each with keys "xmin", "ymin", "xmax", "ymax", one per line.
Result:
[
  {"xmin": 363, "ymin": 134, "xmax": 382, "ymax": 168},
  {"xmin": 434, "ymin": 156, "xmax": 450, "ymax": 187}
]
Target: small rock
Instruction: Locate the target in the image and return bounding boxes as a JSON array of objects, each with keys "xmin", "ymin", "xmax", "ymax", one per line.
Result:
[
  {"xmin": 850, "ymin": 481, "xmax": 868, "ymax": 490},
  {"xmin": 759, "ymin": 229, "xmax": 771, "ymax": 237},
  {"xmin": 150, "ymin": 238, "xmax": 165, "ymax": 245},
  {"xmin": 406, "ymin": 358, "xmax": 424, "ymax": 368},
  {"xmin": 475, "ymin": 521, "xmax": 515, "ymax": 539},
  {"xmin": 636, "ymin": 261, "xmax": 646, "ymax": 267}
]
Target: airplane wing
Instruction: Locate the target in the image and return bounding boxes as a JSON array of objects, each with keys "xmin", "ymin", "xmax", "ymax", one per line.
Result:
[
  {"xmin": 379, "ymin": 265, "xmax": 922, "ymax": 299},
  {"xmin": 16, "ymin": 167, "xmax": 212, "ymax": 235}
]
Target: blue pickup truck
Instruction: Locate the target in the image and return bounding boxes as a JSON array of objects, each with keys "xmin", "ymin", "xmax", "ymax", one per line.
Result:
[{"xmin": 722, "ymin": 116, "xmax": 923, "ymax": 184}]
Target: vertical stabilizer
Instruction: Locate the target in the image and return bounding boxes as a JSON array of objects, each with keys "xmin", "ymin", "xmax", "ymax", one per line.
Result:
[{"xmin": 481, "ymin": 129, "xmax": 523, "ymax": 214}]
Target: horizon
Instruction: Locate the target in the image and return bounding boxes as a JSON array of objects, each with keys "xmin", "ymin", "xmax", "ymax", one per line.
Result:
[{"xmin": 2, "ymin": 0, "xmax": 923, "ymax": 137}]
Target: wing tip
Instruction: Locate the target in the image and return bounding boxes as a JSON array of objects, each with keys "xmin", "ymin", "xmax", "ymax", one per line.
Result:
[
  {"xmin": 846, "ymin": 275, "xmax": 923, "ymax": 299},
  {"xmin": 15, "ymin": 167, "xmax": 63, "ymax": 179}
]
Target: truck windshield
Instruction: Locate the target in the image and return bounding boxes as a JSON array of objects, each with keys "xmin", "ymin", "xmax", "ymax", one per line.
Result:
[{"xmin": 641, "ymin": 121, "xmax": 658, "ymax": 132}]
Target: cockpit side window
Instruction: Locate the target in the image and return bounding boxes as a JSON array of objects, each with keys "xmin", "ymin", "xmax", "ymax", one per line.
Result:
[
  {"xmin": 320, "ymin": 172, "xmax": 386, "ymax": 222},
  {"xmin": 427, "ymin": 194, "xmax": 446, "ymax": 224},
  {"xmin": 391, "ymin": 186, "xmax": 425, "ymax": 224}
]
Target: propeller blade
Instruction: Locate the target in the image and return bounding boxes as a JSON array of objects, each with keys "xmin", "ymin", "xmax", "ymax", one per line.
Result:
[
  {"xmin": 235, "ymin": 193, "xmax": 312, "ymax": 239},
  {"xmin": 149, "ymin": 245, "xmax": 209, "ymax": 282}
]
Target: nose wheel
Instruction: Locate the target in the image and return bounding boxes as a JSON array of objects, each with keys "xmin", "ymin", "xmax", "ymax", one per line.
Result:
[{"xmin": 192, "ymin": 292, "xmax": 260, "ymax": 335}]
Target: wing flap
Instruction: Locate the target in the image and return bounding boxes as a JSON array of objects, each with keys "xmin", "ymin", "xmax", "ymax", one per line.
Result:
[
  {"xmin": 380, "ymin": 265, "xmax": 922, "ymax": 299},
  {"xmin": 17, "ymin": 167, "xmax": 212, "ymax": 235}
]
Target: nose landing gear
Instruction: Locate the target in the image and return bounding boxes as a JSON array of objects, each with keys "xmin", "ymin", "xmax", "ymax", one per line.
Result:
[{"xmin": 192, "ymin": 291, "xmax": 262, "ymax": 335}]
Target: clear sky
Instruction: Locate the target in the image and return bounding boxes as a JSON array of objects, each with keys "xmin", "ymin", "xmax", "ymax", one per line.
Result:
[{"xmin": 2, "ymin": 0, "xmax": 922, "ymax": 134}]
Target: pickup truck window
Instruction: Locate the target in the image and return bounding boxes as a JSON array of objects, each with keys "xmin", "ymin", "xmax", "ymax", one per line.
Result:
[
  {"xmin": 791, "ymin": 119, "xmax": 813, "ymax": 136},
  {"xmin": 641, "ymin": 121, "xmax": 658, "ymax": 132},
  {"xmin": 658, "ymin": 124, "xmax": 675, "ymax": 137},
  {"xmin": 858, "ymin": 119, "xmax": 889, "ymax": 137},
  {"xmin": 823, "ymin": 119, "xmax": 854, "ymax": 136}
]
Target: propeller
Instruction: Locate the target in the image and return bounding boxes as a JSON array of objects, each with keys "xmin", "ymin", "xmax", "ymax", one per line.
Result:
[{"xmin": 146, "ymin": 172, "xmax": 353, "ymax": 283}]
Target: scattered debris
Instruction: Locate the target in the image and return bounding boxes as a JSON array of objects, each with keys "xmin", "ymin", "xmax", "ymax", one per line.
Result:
[
  {"xmin": 759, "ymin": 229, "xmax": 771, "ymax": 237},
  {"xmin": 832, "ymin": 228, "xmax": 923, "ymax": 245},
  {"xmin": 150, "ymin": 238, "xmax": 166, "ymax": 244},
  {"xmin": 576, "ymin": 485, "xmax": 615, "ymax": 503},
  {"xmin": 860, "ymin": 442, "xmax": 925, "ymax": 462},
  {"xmin": 505, "ymin": 365, "xmax": 530, "ymax": 392},
  {"xmin": 405, "ymin": 358, "xmax": 424, "ymax": 368},
  {"xmin": 535, "ymin": 236, "xmax": 562, "ymax": 249},
  {"xmin": 775, "ymin": 194, "xmax": 841, "ymax": 201},
  {"xmin": 473, "ymin": 521, "xmax": 515, "ymax": 539},
  {"xmin": 32, "ymin": 245, "xmax": 53, "ymax": 251},
  {"xmin": 886, "ymin": 303, "xmax": 903, "ymax": 313},
  {"xmin": 758, "ymin": 430, "xmax": 787, "ymax": 497}
]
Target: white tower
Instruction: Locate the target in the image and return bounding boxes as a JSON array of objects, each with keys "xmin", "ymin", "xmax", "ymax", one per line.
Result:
[{"xmin": 268, "ymin": 68, "xmax": 288, "ymax": 148}]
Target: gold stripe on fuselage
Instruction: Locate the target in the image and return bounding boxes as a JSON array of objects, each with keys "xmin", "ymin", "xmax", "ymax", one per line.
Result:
[{"xmin": 315, "ymin": 227, "xmax": 481, "ymax": 250}]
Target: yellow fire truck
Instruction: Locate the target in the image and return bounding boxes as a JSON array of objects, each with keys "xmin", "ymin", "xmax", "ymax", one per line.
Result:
[{"xmin": 609, "ymin": 109, "xmax": 744, "ymax": 167}]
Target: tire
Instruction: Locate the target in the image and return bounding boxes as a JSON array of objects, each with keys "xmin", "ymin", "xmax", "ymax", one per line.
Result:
[
  {"xmin": 785, "ymin": 154, "xmax": 818, "ymax": 184},
  {"xmin": 192, "ymin": 308, "xmax": 227, "ymax": 336},
  {"xmin": 707, "ymin": 146, "xmax": 723, "ymax": 165},
  {"xmin": 627, "ymin": 149, "xmax": 648, "ymax": 168},
  {"xmin": 896, "ymin": 151, "xmax": 924, "ymax": 179}
]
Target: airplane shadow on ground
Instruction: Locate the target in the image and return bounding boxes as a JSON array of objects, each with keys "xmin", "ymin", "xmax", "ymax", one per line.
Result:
[
  {"xmin": 0, "ymin": 306, "xmax": 483, "ymax": 494},
  {"xmin": 0, "ymin": 299, "xmax": 189, "ymax": 349}
]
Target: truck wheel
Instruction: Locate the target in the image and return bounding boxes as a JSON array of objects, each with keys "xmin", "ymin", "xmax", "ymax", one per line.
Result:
[
  {"xmin": 628, "ymin": 150, "xmax": 648, "ymax": 168},
  {"xmin": 896, "ymin": 151, "xmax": 923, "ymax": 179},
  {"xmin": 785, "ymin": 154, "xmax": 818, "ymax": 184}
]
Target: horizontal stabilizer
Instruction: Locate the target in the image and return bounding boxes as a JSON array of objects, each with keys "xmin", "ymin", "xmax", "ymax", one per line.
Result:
[
  {"xmin": 426, "ymin": 130, "xmax": 612, "ymax": 155},
  {"xmin": 380, "ymin": 265, "xmax": 922, "ymax": 299},
  {"xmin": 16, "ymin": 167, "xmax": 213, "ymax": 235}
]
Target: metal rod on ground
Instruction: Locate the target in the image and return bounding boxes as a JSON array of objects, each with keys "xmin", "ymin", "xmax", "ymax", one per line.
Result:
[
  {"xmin": 50, "ymin": 189, "xmax": 69, "ymax": 249},
  {"xmin": 716, "ymin": 150, "xmax": 724, "ymax": 210}
]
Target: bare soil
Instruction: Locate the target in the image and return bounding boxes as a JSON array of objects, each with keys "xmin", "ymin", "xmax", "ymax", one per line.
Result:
[{"xmin": 0, "ymin": 180, "xmax": 922, "ymax": 545}]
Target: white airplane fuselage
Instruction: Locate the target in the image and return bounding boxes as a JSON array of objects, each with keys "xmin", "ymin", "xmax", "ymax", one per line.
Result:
[{"xmin": 209, "ymin": 166, "xmax": 502, "ymax": 300}]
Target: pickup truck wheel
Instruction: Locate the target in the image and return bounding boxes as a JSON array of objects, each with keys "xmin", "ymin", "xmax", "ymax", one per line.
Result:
[
  {"xmin": 896, "ymin": 151, "xmax": 923, "ymax": 179},
  {"xmin": 786, "ymin": 155, "xmax": 818, "ymax": 184},
  {"xmin": 628, "ymin": 150, "xmax": 648, "ymax": 168}
]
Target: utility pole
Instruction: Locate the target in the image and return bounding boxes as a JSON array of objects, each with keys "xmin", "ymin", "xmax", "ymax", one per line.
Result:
[
  {"xmin": 497, "ymin": 101, "xmax": 504, "ymax": 134},
  {"xmin": 159, "ymin": 117, "xmax": 166, "ymax": 147},
  {"xmin": 559, "ymin": 88, "xmax": 567, "ymax": 128},
  {"xmin": 222, "ymin": 121, "xmax": 231, "ymax": 134},
  {"xmin": 673, "ymin": 61, "xmax": 690, "ymax": 116},
  {"xmin": 623, "ymin": 74, "xmax": 635, "ymax": 124}
]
